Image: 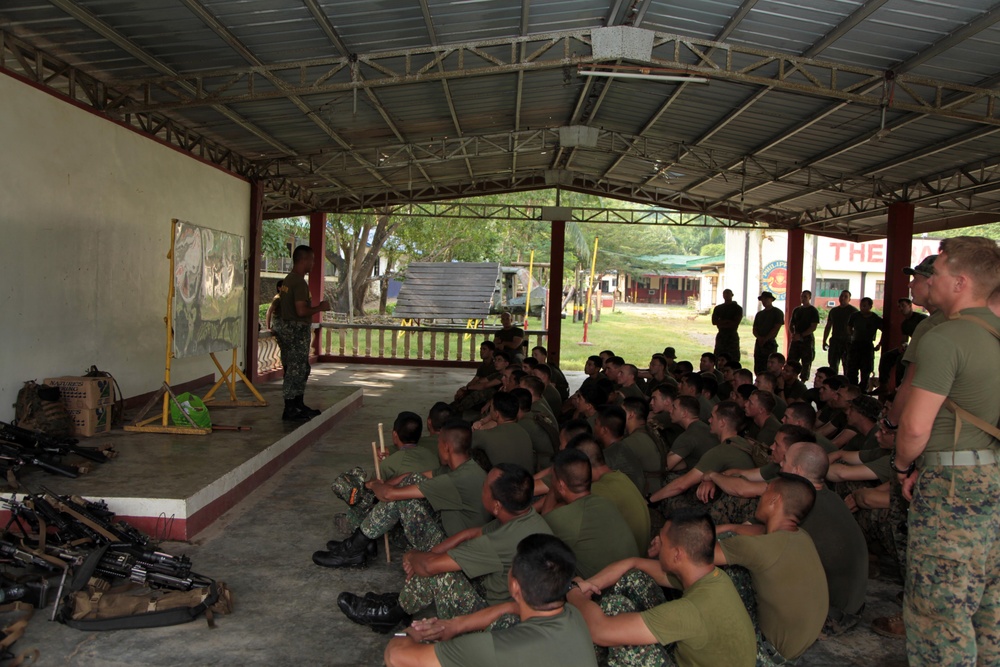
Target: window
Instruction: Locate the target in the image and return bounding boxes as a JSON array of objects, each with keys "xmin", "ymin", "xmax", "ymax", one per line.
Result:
[
  {"xmin": 815, "ymin": 278, "xmax": 849, "ymax": 298},
  {"xmin": 874, "ymin": 280, "xmax": 885, "ymax": 300}
]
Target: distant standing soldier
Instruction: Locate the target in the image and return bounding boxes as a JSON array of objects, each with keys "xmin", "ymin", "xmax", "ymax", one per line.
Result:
[
  {"xmin": 822, "ymin": 290, "xmax": 857, "ymax": 375},
  {"xmin": 712, "ymin": 289, "xmax": 743, "ymax": 363},
  {"xmin": 845, "ymin": 297, "xmax": 883, "ymax": 389},
  {"xmin": 788, "ymin": 290, "xmax": 820, "ymax": 381},
  {"xmin": 752, "ymin": 291, "xmax": 784, "ymax": 375},
  {"xmin": 273, "ymin": 245, "xmax": 330, "ymax": 421},
  {"xmin": 893, "ymin": 237, "xmax": 1000, "ymax": 666}
]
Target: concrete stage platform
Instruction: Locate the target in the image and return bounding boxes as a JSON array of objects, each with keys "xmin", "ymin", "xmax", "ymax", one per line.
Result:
[{"xmin": 5, "ymin": 382, "xmax": 362, "ymax": 540}]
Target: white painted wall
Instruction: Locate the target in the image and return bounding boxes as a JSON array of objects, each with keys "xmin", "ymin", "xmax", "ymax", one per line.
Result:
[{"xmin": 0, "ymin": 74, "xmax": 251, "ymax": 421}]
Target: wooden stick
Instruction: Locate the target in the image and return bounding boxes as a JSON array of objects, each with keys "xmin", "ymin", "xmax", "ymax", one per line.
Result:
[
  {"xmin": 378, "ymin": 423, "xmax": 386, "ymax": 455},
  {"xmin": 371, "ymin": 441, "xmax": 391, "ymax": 563}
]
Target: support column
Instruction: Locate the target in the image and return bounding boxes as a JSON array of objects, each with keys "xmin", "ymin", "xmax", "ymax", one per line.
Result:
[
  {"xmin": 883, "ymin": 202, "xmax": 915, "ymax": 353},
  {"xmin": 245, "ymin": 181, "xmax": 264, "ymax": 382},
  {"xmin": 308, "ymin": 211, "xmax": 326, "ymax": 356},
  {"xmin": 547, "ymin": 220, "xmax": 566, "ymax": 366},
  {"xmin": 785, "ymin": 228, "xmax": 805, "ymax": 356}
]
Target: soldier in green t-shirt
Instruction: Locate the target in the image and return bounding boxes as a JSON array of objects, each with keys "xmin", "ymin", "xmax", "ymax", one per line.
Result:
[
  {"xmin": 713, "ymin": 289, "xmax": 744, "ymax": 364},
  {"xmin": 752, "ymin": 291, "xmax": 784, "ymax": 375},
  {"xmin": 788, "ymin": 290, "xmax": 821, "ymax": 380},
  {"xmin": 470, "ymin": 391, "xmax": 535, "ymax": 472},
  {"xmin": 822, "ymin": 290, "xmax": 858, "ymax": 375},
  {"xmin": 665, "ymin": 396, "xmax": 717, "ymax": 474}
]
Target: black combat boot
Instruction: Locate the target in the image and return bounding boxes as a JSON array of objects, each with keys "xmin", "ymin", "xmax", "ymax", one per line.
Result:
[
  {"xmin": 295, "ymin": 395, "xmax": 322, "ymax": 417},
  {"xmin": 282, "ymin": 399, "xmax": 310, "ymax": 421},
  {"xmin": 312, "ymin": 528, "xmax": 374, "ymax": 568},
  {"xmin": 337, "ymin": 591, "xmax": 410, "ymax": 634},
  {"xmin": 326, "ymin": 534, "xmax": 378, "ymax": 556}
]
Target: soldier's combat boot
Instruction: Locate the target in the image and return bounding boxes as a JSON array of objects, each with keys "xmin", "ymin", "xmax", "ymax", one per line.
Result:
[
  {"xmin": 312, "ymin": 528, "xmax": 374, "ymax": 568},
  {"xmin": 282, "ymin": 398, "xmax": 311, "ymax": 422},
  {"xmin": 326, "ymin": 534, "xmax": 378, "ymax": 556},
  {"xmin": 337, "ymin": 591, "xmax": 410, "ymax": 634},
  {"xmin": 295, "ymin": 395, "xmax": 322, "ymax": 417}
]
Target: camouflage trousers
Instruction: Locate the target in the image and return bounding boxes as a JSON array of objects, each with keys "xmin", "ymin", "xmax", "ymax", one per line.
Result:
[
  {"xmin": 715, "ymin": 330, "xmax": 741, "ymax": 364},
  {"xmin": 400, "ymin": 571, "xmax": 487, "ymax": 617},
  {"xmin": 888, "ymin": 475, "xmax": 909, "ymax": 572},
  {"xmin": 599, "ymin": 570, "xmax": 671, "ymax": 667},
  {"xmin": 358, "ymin": 474, "xmax": 446, "ymax": 552},
  {"xmin": 331, "ymin": 466, "xmax": 381, "ymax": 531},
  {"xmin": 271, "ymin": 319, "xmax": 312, "ymax": 399},
  {"xmin": 904, "ymin": 465, "xmax": 1000, "ymax": 667},
  {"xmin": 709, "ymin": 494, "xmax": 760, "ymax": 527},
  {"xmin": 451, "ymin": 387, "xmax": 495, "ymax": 415},
  {"xmin": 787, "ymin": 337, "xmax": 815, "ymax": 380}
]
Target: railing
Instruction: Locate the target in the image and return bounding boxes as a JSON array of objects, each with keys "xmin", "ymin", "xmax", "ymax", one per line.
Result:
[{"xmin": 257, "ymin": 324, "xmax": 548, "ymax": 373}]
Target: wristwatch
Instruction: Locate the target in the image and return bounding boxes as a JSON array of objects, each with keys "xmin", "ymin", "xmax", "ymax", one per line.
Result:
[{"xmin": 890, "ymin": 452, "xmax": 915, "ymax": 475}]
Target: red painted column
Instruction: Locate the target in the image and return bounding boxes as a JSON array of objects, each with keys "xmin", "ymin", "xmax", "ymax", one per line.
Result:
[
  {"xmin": 547, "ymin": 220, "xmax": 566, "ymax": 366},
  {"xmin": 308, "ymin": 211, "xmax": 326, "ymax": 356},
  {"xmin": 245, "ymin": 181, "xmax": 264, "ymax": 382},
  {"xmin": 883, "ymin": 202, "xmax": 915, "ymax": 353},
  {"xmin": 785, "ymin": 228, "xmax": 805, "ymax": 356}
]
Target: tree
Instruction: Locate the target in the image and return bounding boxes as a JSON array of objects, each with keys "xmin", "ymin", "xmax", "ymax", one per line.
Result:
[{"xmin": 325, "ymin": 209, "xmax": 399, "ymax": 316}]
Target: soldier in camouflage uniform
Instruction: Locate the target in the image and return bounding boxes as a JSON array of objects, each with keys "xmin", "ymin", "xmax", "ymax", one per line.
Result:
[
  {"xmin": 273, "ymin": 245, "xmax": 330, "ymax": 421},
  {"xmin": 892, "ymin": 238, "xmax": 1000, "ymax": 666}
]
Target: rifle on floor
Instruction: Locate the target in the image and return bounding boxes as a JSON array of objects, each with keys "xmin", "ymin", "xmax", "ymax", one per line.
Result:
[{"xmin": 0, "ymin": 421, "xmax": 116, "ymax": 464}]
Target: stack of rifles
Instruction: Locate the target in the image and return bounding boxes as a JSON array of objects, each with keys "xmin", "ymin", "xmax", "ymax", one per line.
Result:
[{"xmin": 0, "ymin": 421, "xmax": 117, "ymax": 485}]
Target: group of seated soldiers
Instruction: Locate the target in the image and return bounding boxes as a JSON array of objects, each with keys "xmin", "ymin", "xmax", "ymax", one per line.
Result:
[{"xmin": 312, "ymin": 340, "xmax": 908, "ymax": 667}]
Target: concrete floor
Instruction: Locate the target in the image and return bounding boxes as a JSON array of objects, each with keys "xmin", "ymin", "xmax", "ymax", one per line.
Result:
[{"xmin": 14, "ymin": 364, "xmax": 907, "ymax": 666}]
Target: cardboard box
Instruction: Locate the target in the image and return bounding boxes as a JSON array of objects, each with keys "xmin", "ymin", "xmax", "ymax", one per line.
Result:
[
  {"xmin": 66, "ymin": 406, "xmax": 112, "ymax": 437},
  {"xmin": 43, "ymin": 377, "xmax": 114, "ymax": 409}
]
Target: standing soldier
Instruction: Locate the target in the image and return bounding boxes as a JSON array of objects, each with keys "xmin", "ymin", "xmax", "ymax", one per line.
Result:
[
  {"xmin": 845, "ymin": 298, "xmax": 883, "ymax": 389},
  {"xmin": 713, "ymin": 289, "xmax": 744, "ymax": 364},
  {"xmin": 893, "ymin": 237, "xmax": 1000, "ymax": 666},
  {"xmin": 788, "ymin": 290, "xmax": 820, "ymax": 381},
  {"xmin": 273, "ymin": 245, "xmax": 330, "ymax": 421},
  {"xmin": 822, "ymin": 290, "xmax": 857, "ymax": 375},
  {"xmin": 752, "ymin": 291, "xmax": 784, "ymax": 376}
]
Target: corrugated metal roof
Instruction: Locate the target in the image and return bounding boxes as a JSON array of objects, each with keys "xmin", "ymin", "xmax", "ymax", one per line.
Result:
[{"xmin": 2, "ymin": 0, "xmax": 1000, "ymax": 238}]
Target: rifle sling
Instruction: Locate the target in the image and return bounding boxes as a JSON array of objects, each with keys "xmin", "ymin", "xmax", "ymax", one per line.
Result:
[{"xmin": 50, "ymin": 500, "xmax": 119, "ymax": 543}]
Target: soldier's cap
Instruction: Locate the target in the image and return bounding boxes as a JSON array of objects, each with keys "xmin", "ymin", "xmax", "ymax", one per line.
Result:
[
  {"xmin": 758, "ymin": 291, "xmax": 776, "ymax": 301},
  {"xmin": 849, "ymin": 395, "xmax": 882, "ymax": 423},
  {"xmin": 663, "ymin": 347, "xmax": 677, "ymax": 359},
  {"xmin": 903, "ymin": 254, "xmax": 937, "ymax": 278}
]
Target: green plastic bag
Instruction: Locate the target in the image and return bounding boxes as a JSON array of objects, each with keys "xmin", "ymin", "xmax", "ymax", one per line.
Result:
[{"xmin": 169, "ymin": 392, "xmax": 211, "ymax": 429}]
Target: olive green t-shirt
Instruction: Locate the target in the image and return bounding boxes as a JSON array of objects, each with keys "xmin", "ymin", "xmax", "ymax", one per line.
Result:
[
  {"xmin": 901, "ymin": 309, "xmax": 946, "ymax": 365},
  {"xmin": 620, "ymin": 430, "xmax": 663, "ymax": 493},
  {"xmin": 418, "ymin": 459, "xmax": 491, "ymax": 536},
  {"xmin": 753, "ymin": 307, "xmax": 784, "ymax": 341},
  {"xmin": 755, "ymin": 416, "xmax": 782, "ymax": 448},
  {"xmin": 719, "ymin": 530, "xmax": 828, "ymax": 660},
  {"xmin": 278, "ymin": 271, "xmax": 312, "ymax": 323},
  {"xmin": 543, "ymin": 494, "xmax": 639, "ymax": 578},
  {"xmin": 531, "ymin": 399, "xmax": 557, "ymax": 423},
  {"xmin": 472, "ymin": 422, "xmax": 535, "ymax": 472},
  {"xmin": 604, "ymin": 441, "xmax": 646, "ymax": 492},
  {"xmin": 801, "ymin": 488, "xmax": 868, "ymax": 617},
  {"xmin": 435, "ymin": 605, "xmax": 598, "ymax": 667},
  {"xmin": 380, "ymin": 445, "xmax": 440, "ymax": 480},
  {"xmin": 542, "ymin": 383, "xmax": 563, "ymax": 416},
  {"xmin": 671, "ymin": 421, "xmax": 718, "ymax": 470},
  {"xmin": 592, "ymin": 470, "xmax": 651, "ymax": 553},
  {"xmin": 448, "ymin": 509, "xmax": 553, "ymax": 605},
  {"xmin": 619, "ymin": 383, "xmax": 646, "ymax": 402},
  {"xmin": 695, "ymin": 438, "xmax": 754, "ymax": 474},
  {"xmin": 826, "ymin": 304, "xmax": 858, "ymax": 341},
  {"xmin": 913, "ymin": 308, "xmax": 1000, "ymax": 453},
  {"xmin": 640, "ymin": 568, "xmax": 756, "ymax": 667},
  {"xmin": 518, "ymin": 414, "xmax": 556, "ymax": 470}
]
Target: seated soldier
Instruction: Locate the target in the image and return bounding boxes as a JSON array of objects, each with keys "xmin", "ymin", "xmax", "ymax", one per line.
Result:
[
  {"xmin": 593, "ymin": 405, "xmax": 645, "ymax": 491},
  {"xmin": 452, "ymin": 351, "xmax": 510, "ymax": 415},
  {"xmin": 569, "ymin": 435, "xmax": 651, "ymax": 554},
  {"xmin": 827, "ymin": 398, "xmax": 891, "ymax": 485},
  {"xmin": 699, "ymin": 352, "xmax": 725, "ymax": 385},
  {"xmin": 642, "ymin": 353, "xmax": 678, "ymax": 397},
  {"xmin": 714, "ymin": 474, "xmax": 828, "ymax": 664},
  {"xmin": 578, "ymin": 355, "xmax": 604, "ymax": 395},
  {"xmin": 648, "ymin": 384, "xmax": 683, "ymax": 447},
  {"xmin": 313, "ymin": 422, "xmax": 491, "ymax": 568},
  {"xmin": 679, "ymin": 373, "xmax": 713, "ymax": 423},
  {"xmin": 620, "ymin": 397, "xmax": 666, "ymax": 494},
  {"xmin": 453, "ymin": 341, "xmax": 498, "ymax": 402},
  {"xmin": 781, "ymin": 402, "xmax": 836, "ymax": 452},
  {"xmin": 568, "ymin": 509, "xmax": 755, "ymax": 667},
  {"xmin": 779, "ymin": 361, "xmax": 808, "ymax": 402},
  {"xmin": 385, "ymin": 534, "xmax": 599, "ymax": 667},
  {"xmin": 510, "ymin": 387, "xmax": 558, "ymax": 469},
  {"xmin": 470, "ymin": 391, "xmax": 534, "ymax": 472},
  {"xmin": 531, "ymin": 363, "xmax": 564, "ymax": 417},
  {"xmin": 664, "ymin": 395, "xmax": 717, "ymax": 475},
  {"xmin": 834, "ymin": 393, "xmax": 881, "ymax": 452},
  {"xmin": 329, "ymin": 411, "xmax": 439, "ymax": 532},
  {"xmin": 818, "ymin": 380, "xmax": 863, "ymax": 448},
  {"xmin": 518, "ymin": 374, "xmax": 556, "ymax": 423},
  {"xmin": 649, "ymin": 401, "xmax": 753, "ymax": 505},
  {"xmin": 744, "ymin": 390, "xmax": 782, "ymax": 446},
  {"xmin": 614, "ymin": 364, "xmax": 647, "ymax": 402},
  {"xmin": 530, "ymin": 345, "xmax": 570, "ymax": 401},
  {"xmin": 752, "ymin": 372, "xmax": 787, "ymax": 420},
  {"xmin": 542, "ymin": 449, "xmax": 640, "ymax": 578},
  {"xmin": 418, "ymin": 402, "xmax": 455, "ymax": 454},
  {"xmin": 338, "ymin": 464, "xmax": 552, "ymax": 633}
]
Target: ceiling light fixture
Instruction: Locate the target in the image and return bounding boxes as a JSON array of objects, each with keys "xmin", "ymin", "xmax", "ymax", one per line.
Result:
[{"xmin": 578, "ymin": 65, "xmax": 708, "ymax": 84}]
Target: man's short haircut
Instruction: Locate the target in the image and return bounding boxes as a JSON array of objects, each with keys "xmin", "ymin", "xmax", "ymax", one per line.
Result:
[
  {"xmin": 292, "ymin": 244, "xmax": 313, "ymax": 262},
  {"xmin": 440, "ymin": 420, "xmax": 472, "ymax": 455},
  {"xmin": 494, "ymin": 350, "xmax": 512, "ymax": 363},
  {"xmin": 599, "ymin": 350, "xmax": 615, "ymax": 358},
  {"xmin": 718, "ymin": 353, "xmax": 733, "ymax": 366},
  {"xmin": 897, "ymin": 297, "xmax": 913, "ymax": 306},
  {"xmin": 713, "ymin": 400, "xmax": 745, "ymax": 430},
  {"xmin": 579, "ymin": 385, "xmax": 604, "ymax": 409},
  {"xmin": 822, "ymin": 376, "xmax": 844, "ymax": 392},
  {"xmin": 700, "ymin": 376, "xmax": 718, "ymax": 397},
  {"xmin": 567, "ymin": 435, "xmax": 606, "ymax": 467},
  {"xmin": 552, "ymin": 448, "xmax": 592, "ymax": 494},
  {"xmin": 650, "ymin": 353, "xmax": 668, "ymax": 368},
  {"xmin": 772, "ymin": 473, "xmax": 817, "ymax": 523},
  {"xmin": 522, "ymin": 357, "xmax": 539, "ymax": 369},
  {"xmin": 607, "ymin": 356, "xmax": 625, "ymax": 369},
  {"xmin": 276, "ymin": 279, "xmax": 284, "ymax": 290},
  {"xmin": 939, "ymin": 236, "xmax": 1000, "ymax": 297},
  {"xmin": 681, "ymin": 373, "xmax": 704, "ymax": 394},
  {"xmin": 675, "ymin": 395, "xmax": 701, "ymax": 419},
  {"xmin": 535, "ymin": 363, "xmax": 553, "ymax": 380},
  {"xmin": 509, "ymin": 369, "xmax": 529, "ymax": 386},
  {"xmin": 802, "ymin": 290, "xmax": 812, "ymax": 298},
  {"xmin": 735, "ymin": 384, "xmax": 755, "ymax": 402},
  {"xmin": 784, "ymin": 381, "xmax": 810, "ymax": 403},
  {"xmin": 510, "ymin": 387, "xmax": 533, "ymax": 413},
  {"xmin": 622, "ymin": 396, "xmax": 649, "ymax": 421},
  {"xmin": 860, "ymin": 297, "xmax": 874, "ymax": 307},
  {"xmin": 701, "ymin": 352, "xmax": 717, "ymax": 364},
  {"xmin": 490, "ymin": 463, "xmax": 534, "ymax": 513},
  {"xmin": 428, "ymin": 402, "xmax": 454, "ymax": 432},
  {"xmin": 393, "ymin": 411, "xmax": 423, "ymax": 444},
  {"xmin": 734, "ymin": 369, "xmax": 754, "ymax": 385},
  {"xmin": 776, "ymin": 423, "xmax": 816, "ymax": 444},
  {"xmin": 675, "ymin": 360, "xmax": 695, "ymax": 375},
  {"xmin": 756, "ymin": 372, "xmax": 777, "ymax": 391},
  {"xmin": 664, "ymin": 509, "xmax": 716, "ymax": 565},
  {"xmin": 622, "ymin": 364, "xmax": 638, "ymax": 380},
  {"xmin": 652, "ymin": 383, "xmax": 678, "ymax": 400},
  {"xmin": 520, "ymin": 374, "xmax": 545, "ymax": 398},
  {"xmin": 596, "ymin": 404, "xmax": 627, "ymax": 439},
  {"xmin": 785, "ymin": 442, "xmax": 830, "ymax": 484},
  {"xmin": 510, "ymin": 534, "xmax": 577, "ymax": 610},
  {"xmin": 492, "ymin": 391, "xmax": 520, "ymax": 421},
  {"xmin": 840, "ymin": 384, "xmax": 863, "ymax": 401},
  {"xmin": 768, "ymin": 353, "xmax": 786, "ymax": 365},
  {"xmin": 850, "ymin": 395, "xmax": 881, "ymax": 423},
  {"xmin": 532, "ymin": 345, "xmax": 547, "ymax": 356},
  {"xmin": 785, "ymin": 360, "xmax": 802, "ymax": 374},
  {"xmin": 587, "ymin": 354, "xmax": 603, "ymax": 367},
  {"xmin": 784, "ymin": 402, "xmax": 817, "ymax": 427},
  {"xmin": 815, "ymin": 366, "xmax": 834, "ymax": 378},
  {"xmin": 751, "ymin": 390, "xmax": 777, "ymax": 414},
  {"xmin": 480, "ymin": 340, "xmax": 497, "ymax": 351},
  {"xmin": 560, "ymin": 418, "xmax": 592, "ymax": 441}
]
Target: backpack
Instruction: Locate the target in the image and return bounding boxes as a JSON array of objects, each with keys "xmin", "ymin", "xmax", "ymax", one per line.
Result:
[
  {"xmin": 12, "ymin": 382, "xmax": 73, "ymax": 439},
  {"xmin": 56, "ymin": 546, "xmax": 233, "ymax": 631}
]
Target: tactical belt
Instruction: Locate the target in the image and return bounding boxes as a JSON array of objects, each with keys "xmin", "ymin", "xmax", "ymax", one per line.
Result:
[{"xmin": 921, "ymin": 449, "xmax": 997, "ymax": 467}]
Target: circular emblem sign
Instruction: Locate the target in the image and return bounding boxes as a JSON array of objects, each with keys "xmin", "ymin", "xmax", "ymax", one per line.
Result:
[{"xmin": 761, "ymin": 261, "xmax": 788, "ymax": 296}]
